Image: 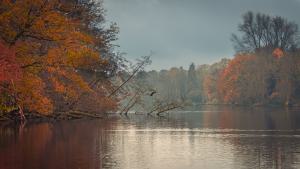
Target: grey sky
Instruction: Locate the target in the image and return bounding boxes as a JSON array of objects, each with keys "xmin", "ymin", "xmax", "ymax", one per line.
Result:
[{"xmin": 103, "ymin": 0, "xmax": 300, "ymax": 70}]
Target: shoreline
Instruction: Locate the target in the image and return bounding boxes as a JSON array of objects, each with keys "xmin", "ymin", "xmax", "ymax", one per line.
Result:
[{"xmin": 1, "ymin": 103, "xmax": 299, "ymax": 124}]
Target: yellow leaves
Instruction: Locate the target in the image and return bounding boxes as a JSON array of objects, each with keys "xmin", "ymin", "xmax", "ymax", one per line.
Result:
[
  {"xmin": 66, "ymin": 47, "xmax": 99, "ymax": 68},
  {"xmin": 68, "ymin": 31, "xmax": 94, "ymax": 45},
  {"xmin": 62, "ymin": 30, "xmax": 100, "ymax": 68},
  {"xmin": 45, "ymin": 30, "xmax": 100, "ymax": 69}
]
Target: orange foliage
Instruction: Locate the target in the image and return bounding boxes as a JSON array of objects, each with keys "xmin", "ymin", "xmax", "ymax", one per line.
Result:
[
  {"xmin": 272, "ymin": 48, "xmax": 284, "ymax": 59},
  {"xmin": 218, "ymin": 54, "xmax": 254, "ymax": 103},
  {"xmin": 0, "ymin": 0, "xmax": 114, "ymax": 115},
  {"xmin": 12, "ymin": 73, "xmax": 53, "ymax": 115}
]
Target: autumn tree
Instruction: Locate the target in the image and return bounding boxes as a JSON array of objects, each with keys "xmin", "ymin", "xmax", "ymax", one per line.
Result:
[
  {"xmin": 0, "ymin": 42, "xmax": 20, "ymax": 83},
  {"xmin": 201, "ymin": 59, "xmax": 229, "ymax": 103},
  {"xmin": 218, "ymin": 54, "xmax": 255, "ymax": 104},
  {"xmin": 232, "ymin": 11, "xmax": 299, "ymax": 52},
  {"xmin": 203, "ymin": 75, "xmax": 216, "ymax": 103},
  {"xmin": 0, "ymin": 0, "xmax": 120, "ymax": 118},
  {"xmin": 217, "ymin": 50, "xmax": 295, "ymax": 105},
  {"xmin": 0, "ymin": 42, "xmax": 21, "ymax": 113},
  {"xmin": 275, "ymin": 51, "xmax": 300, "ymax": 105}
]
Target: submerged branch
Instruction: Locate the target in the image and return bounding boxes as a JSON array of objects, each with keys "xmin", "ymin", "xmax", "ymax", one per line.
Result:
[
  {"xmin": 156, "ymin": 104, "xmax": 183, "ymax": 116},
  {"xmin": 0, "ymin": 110, "xmax": 103, "ymax": 122}
]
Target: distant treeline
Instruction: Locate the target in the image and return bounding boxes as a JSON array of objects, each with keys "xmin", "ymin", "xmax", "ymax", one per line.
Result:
[
  {"xmin": 135, "ymin": 50, "xmax": 300, "ymax": 106},
  {"xmin": 135, "ymin": 11, "xmax": 300, "ymax": 106},
  {"xmin": 1, "ymin": 4, "xmax": 300, "ymax": 121}
]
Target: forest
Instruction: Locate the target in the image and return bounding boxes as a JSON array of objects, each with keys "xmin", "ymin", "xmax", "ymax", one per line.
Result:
[
  {"xmin": 133, "ymin": 12, "xmax": 300, "ymax": 108},
  {"xmin": 0, "ymin": 0, "xmax": 129, "ymax": 120},
  {"xmin": 1, "ymin": 1, "xmax": 300, "ymax": 121}
]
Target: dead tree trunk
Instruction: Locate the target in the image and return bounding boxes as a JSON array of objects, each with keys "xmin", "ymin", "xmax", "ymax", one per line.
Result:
[
  {"xmin": 18, "ymin": 105, "xmax": 26, "ymax": 121},
  {"xmin": 147, "ymin": 102, "xmax": 163, "ymax": 115},
  {"xmin": 124, "ymin": 98, "xmax": 139, "ymax": 115},
  {"xmin": 156, "ymin": 104, "xmax": 183, "ymax": 116},
  {"xmin": 108, "ymin": 56, "xmax": 150, "ymax": 98}
]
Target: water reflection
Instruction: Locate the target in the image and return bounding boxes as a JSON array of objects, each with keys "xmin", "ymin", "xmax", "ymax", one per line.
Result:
[
  {"xmin": 0, "ymin": 119, "xmax": 117, "ymax": 169},
  {"xmin": 1, "ymin": 106, "xmax": 300, "ymax": 169}
]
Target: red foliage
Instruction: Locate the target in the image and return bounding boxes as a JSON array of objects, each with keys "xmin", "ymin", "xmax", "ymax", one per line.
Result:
[
  {"xmin": 0, "ymin": 42, "xmax": 21, "ymax": 83},
  {"xmin": 272, "ymin": 48, "xmax": 284, "ymax": 59},
  {"xmin": 218, "ymin": 54, "xmax": 254, "ymax": 103}
]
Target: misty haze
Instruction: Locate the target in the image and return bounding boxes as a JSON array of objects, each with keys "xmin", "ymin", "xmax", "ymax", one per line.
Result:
[{"xmin": 1, "ymin": 0, "xmax": 300, "ymax": 169}]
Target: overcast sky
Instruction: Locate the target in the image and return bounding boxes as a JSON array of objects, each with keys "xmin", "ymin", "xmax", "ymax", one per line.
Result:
[{"xmin": 103, "ymin": 0, "xmax": 300, "ymax": 70}]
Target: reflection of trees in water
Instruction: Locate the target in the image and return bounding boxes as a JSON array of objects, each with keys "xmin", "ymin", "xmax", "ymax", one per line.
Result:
[
  {"xmin": 212, "ymin": 106, "xmax": 300, "ymax": 168},
  {"xmin": 201, "ymin": 106, "xmax": 300, "ymax": 130},
  {"xmin": 122, "ymin": 106, "xmax": 300, "ymax": 131},
  {"xmin": 199, "ymin": 106, "xmax": 300, "ymax": 168},
  {"xmin": 1, "ymin": 107, "xmax": 300, "ymax": 169},
  {"xmin": 0, "ymin": 120, "xmax": 117, "ymax": 169},
  {"xmin": 227, "ymin": 136, "xmax": 300, "ymax": 169},
  {"xmin": 118, "ymin": 113, "xmax": 187, "ymax": 129}
]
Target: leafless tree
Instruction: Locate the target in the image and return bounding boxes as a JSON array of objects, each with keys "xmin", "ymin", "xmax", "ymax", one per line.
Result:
[{"xmin": 232, "ymin": 11, "xmax": 299, "ymax": 52}]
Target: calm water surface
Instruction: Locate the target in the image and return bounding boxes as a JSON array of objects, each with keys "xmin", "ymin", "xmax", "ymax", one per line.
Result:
[{"xmin": 1, "ymin": 106, "xmax": 300, "ymax": 169}]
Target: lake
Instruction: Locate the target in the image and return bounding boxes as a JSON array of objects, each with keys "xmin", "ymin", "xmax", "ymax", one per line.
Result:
[{"xmin": 1, "ymin": 106, "xmax": 300, "ymax": 169}]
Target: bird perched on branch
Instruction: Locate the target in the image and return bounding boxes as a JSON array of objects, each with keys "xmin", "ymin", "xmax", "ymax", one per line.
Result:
[{"xmin": 149, "ymin": 90, "xmax": 157, "ymax": 96}]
